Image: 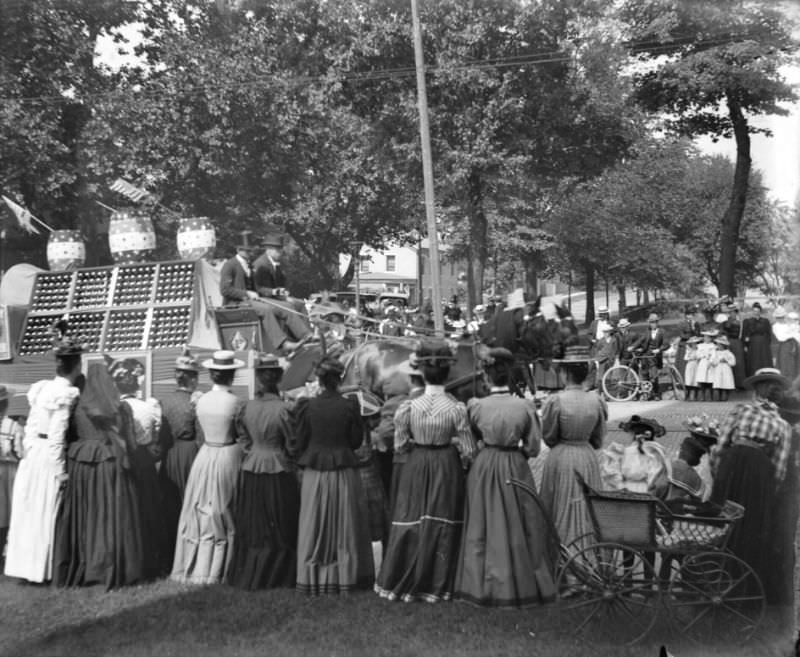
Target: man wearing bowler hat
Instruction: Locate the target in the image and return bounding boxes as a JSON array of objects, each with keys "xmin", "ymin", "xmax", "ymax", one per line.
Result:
[
  {"xmin": 219, "ymin": 231, "xmax": 306, "ymax": 355},
  {"xmin": 252, "ymin": 231, "xmax": 313, "ymax": 352}
]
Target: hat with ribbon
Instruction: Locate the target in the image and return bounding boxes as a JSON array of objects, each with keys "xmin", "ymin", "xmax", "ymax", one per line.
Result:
[
  {"xmin": 174, "ymin": 348, "xmax": 200, "ymax": 372},
  {"xmin": 619, "ymin": 414, "xmax": 666, "ymax": 438},
  {"xmin": 202, "ymin": 350, "xmax": 245, "ymax": 370},
  {"xmin": 744, "ymin": 367, "xmax": 789, "ymax": 390},
  {"xmin": 254, "ymin": 353, "xmax": 283, "ymax": 370},
  {"xmin": 617, "ymin": 318, "xmax": 631, "ymax": 329},
  {"xmin": 598, "ymin": 306, "xmax": 609, "ymax": 315},
  {"xmin": 686, "ymin": 415, "xmax": 720, "ymax": 448}
]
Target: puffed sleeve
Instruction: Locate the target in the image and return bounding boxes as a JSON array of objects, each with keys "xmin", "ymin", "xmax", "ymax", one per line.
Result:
[
  {"xmin": 46, "ymin": 385, "xmax": 80, "ymax": 474},
  {"xmin": 393, "ymin": 399, "xmax": 413, "ymax": 454},
  {"xmin": 540, "ymin": 394, "xmax": 561, "ymax": 448},
  {"xmin": 292, "ymin": 397, "xmax": 312, "ymax": 455},
  {"xmin": 522, "ymin": 400, "xmax": 542, "ymax": 458},
  {"xmin": 452, "ymin": 402, "xmax": 476, "ymax": 460}
]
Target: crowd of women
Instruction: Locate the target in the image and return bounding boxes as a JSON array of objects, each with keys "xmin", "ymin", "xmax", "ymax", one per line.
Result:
[{"xmin": 0, "ymin": 330, "xmax": 797, "ymax": 610}]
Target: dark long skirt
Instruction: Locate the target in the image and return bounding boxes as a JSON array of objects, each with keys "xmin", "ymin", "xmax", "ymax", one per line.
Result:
[
  {"xmin": 229, "ymin": 470, "xmax": 300, "ymax": 590},
  {"xmin": 455, "ymin": 449, "xmax": 558, "ymax": 608},
  {"xmin": 376, "ymin": 446, "xmax": 465, "ymax": 603},
  {"xmin": 771, "ymin": 445, "xmax": 799, "ymax": 606},
  {"xmin": 728, "ymin": 337, "xmax": 746, "ymax": 388},
  {"xmin": 358, "ymin": 459, "xmax": 389, "ymax": 543},
  {"xmin": 54, "ymin": 444, "xmax": 144, "ymax": 589},
  {"xmin": 129, "ymin": 445, "xmax": 170, "ymax": 578},
  {"xmin": 160, "ymin": 440, "xmax": 199, "ymax": 562},
  {"xmin": 746, "ymin": 335, "xmax": 772, "ymax": 377},
  {"xmin": 710, "ymin": 445, "xmax": 778, "ymax": 602},
  {"xmin": 775, "ymin": 340, "xmax": 799, "ymax": 382},
  {"xmin": 164, "ymin": 440, "xmax": 198, "ymax": 499}
]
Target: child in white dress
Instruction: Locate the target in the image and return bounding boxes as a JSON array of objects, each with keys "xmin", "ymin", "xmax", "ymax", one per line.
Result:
[
  {"xmin": 711, "ymin": 335, "xmax": 736, "ymax": 401},
  {"xmin": 694, "ymin": 331, "xmax": 717, "ymax": 402},
  {"xmin": 683, "ymin": 337, "xmax": 701, "ymax": 401}
]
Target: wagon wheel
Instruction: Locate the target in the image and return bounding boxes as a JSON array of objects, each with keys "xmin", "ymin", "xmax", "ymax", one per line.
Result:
[
  {"xmin": 661, "ymin": 365, "xmax": 686, "ymax": 401},
  {"xmin": 557, "ymin": 542, "xmax": 660, "ymax": 645},
  {"xmin": 602, "ymin": 365, "xmax": 640, "ymax": 402},
  {"xmin": 556, "ymin": 532, "xmax": 596, "ymax": 581},
  {"xmin": 666, "ymin": 550, "xmax": 765, "ymax": 643}
]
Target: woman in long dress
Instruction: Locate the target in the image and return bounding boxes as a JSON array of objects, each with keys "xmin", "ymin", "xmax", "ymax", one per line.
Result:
[
  {"xmin": 171, "ymin": 350, "xmax": 245, "ymax": 585},
  {"xmin": 4, "ymin": 335, "xmax": 83, "ymax": 583},
  {"xmin": 53, "ymin": 362, "xmax": 144, "ymax": 589},
  {"xmin": 455, "ymin": 348, "xmax": 557, "ymax": 608},
  {"xmin": 742, "ymin": 302, "xmax": 772, "ymax": 377},
  {"xmin": 710, "ymin": 368, "xmax": 793, "ymax": 604},
  {"xmin": 772, "ymin": 307, "xmax": 799, "ymax": 381},
  {"xmin": 294, "ymin": 357, "xmax": 374, "ymax": 595},
  {"xmin": 721, "ymin": 306, "xmax": 746, "ymax": 388},
  {"xmin": 229, "ymin": 354, "xmax": 300, "ymax": 590},
  {"xmin": 539, "ymin": 346, "xmax": 606, "ymax": 550},
  {"xmin": 376, "ymin": 340, "xmax": 476, "ymax": 603},
  {"xmin": 111, "ymin": 357, "xmax": 169, "ymax": 579},
  {"xmin": 0, "ymin": 386, "xmax": 23, "ymax": 560}
]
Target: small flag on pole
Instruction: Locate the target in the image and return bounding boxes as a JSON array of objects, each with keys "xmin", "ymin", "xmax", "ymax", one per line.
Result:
[
  {"xmin": 2, "ymin": 195, "xmax": 41, "ymax": 234},
  {"xmin": 109, "ymin": 178, "xmax": 156, "ymax": 204}
]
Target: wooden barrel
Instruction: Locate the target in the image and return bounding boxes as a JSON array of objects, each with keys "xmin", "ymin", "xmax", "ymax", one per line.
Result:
[
  {"xmin": 108, "ymin": 209, "xmax": 156, "ymax": 264},
  {"xmin": 177, "ymin": 216, "xmax": 216, "ymax": 260},
  {"xmin": 46, "ymin": 230, "xmax": 85, "ymax": 271}
]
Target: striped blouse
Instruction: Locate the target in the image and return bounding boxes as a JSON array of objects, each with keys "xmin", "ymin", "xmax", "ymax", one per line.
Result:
[{"xmin": 393, "ymin": 385, "xmax": 476, "ymax": 459}]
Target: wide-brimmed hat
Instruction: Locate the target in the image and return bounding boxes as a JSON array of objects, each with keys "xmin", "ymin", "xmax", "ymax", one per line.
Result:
[
  {"xmin": 261, "ymin": 232, "xmax": 284, "ymax": 249},
  {"xmin": 254, "ymin": 353, "xmax": 283, "ymax": 370},
  {"xmin": 553, "ymin": 345, "xmax": 592, "ymax": 363},
  {"xmin": 647, "ymin": 313, "xmax": 659, "ymax": 322},
  {"xmin": 686, "ymin": 415, "xmax": 720, "ymax": 447},
  {"xmin": 714, "ymin": 335, "xmax": 730, "ymax": 347},
  {"xmin": 619, "ymin": 414, "xmax": 666, "ymax": 438},
  {"xmin": 174, "ymin": 348, "xmax": 200, "ymax": 373},
  {"xmin": 202, "ymin": 350, "xmax": 245, "ymax": 370},
  {"xmin": 687, "ymin": 336, "xmax": 702, "ymax": 345},
  {"xmin": 700, "ymin": 329, "xmax": 719, "ymax": 337},
  {"xmin": 617, "ymin": 318, "xmax": 631, "ymax": 329},
  {"xmin": 598, "ymin": 306, "xmax": 609, "ymax": 314},
  {"xmin": 773, "ymin": 306, "xmax": 788, "ymax": 319},
  {"xmin": 744, "ymin": 367, "xmax": 789, "ymax": 390}
]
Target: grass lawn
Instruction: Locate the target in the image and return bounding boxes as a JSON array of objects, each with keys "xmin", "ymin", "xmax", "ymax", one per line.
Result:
[{"xmin": 0, "ymin": 575, "xmax": 793, "ymax": 657}]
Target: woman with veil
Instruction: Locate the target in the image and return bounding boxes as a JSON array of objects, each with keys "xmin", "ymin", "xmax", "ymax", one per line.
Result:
[{"xmin": 53, "ymin": 362, "xmax": 144, "ymax": 589}]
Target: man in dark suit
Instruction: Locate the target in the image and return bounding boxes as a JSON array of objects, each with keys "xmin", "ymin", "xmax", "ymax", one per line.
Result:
[
  {"xmin": 252, "ymin": 232, "xmax": 312, "ymax": 348},
  {"xmin": 636, "ymin": 313, "xmax": 669, "ymax": 398},
  {"xmin": 219, "ymin": 231, "xmax": 302, "ymax": 354}
]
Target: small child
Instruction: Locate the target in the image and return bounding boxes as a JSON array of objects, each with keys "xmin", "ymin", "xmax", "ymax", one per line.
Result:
[
  {"xmin": 711, "ymin": 335, "xmax": 736, "ymax": 401},
  {"xmin": 694, "ymin": 331, "xmax": 717, "ymax": 401},
  {"xmin": 683, "ymin": 336, "xmax": 701, "ymax": 401}
]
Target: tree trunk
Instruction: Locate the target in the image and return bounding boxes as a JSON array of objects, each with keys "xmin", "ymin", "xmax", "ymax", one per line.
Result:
[
  {"xmin": 584, "ymin": 264, "xmax": 595, "ymax": 326},
  {"xmin": 524, "ymin": 258, "xmax": 539, "ymax": 300},
  {"xmin": 643, "ymin": 289, "xmax": 650, "ymax": 305},
  {"xmin": 718, "ymin": 94, "xmax": 751, "ymax": 297},
  {"xmin": 617, "ymin": 285, "xmax": 626, "ymax": 314},
  {"xmin": 465, "ymin": 170, "xmax": 488, "ymax": 311}
]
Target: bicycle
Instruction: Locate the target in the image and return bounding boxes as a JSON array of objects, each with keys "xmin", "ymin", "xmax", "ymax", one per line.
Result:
[{"xmin": 602, "ymin": 352, "xmax": 686, "ymax": 402}]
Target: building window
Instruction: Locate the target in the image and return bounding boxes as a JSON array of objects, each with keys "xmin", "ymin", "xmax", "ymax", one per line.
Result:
[
  {"xmin": 386, "ymin": 255, "xmax": 396, "ymax": 272},
  {"xmin": 360, "ymin": 257, "xmax": 370, "ymax": 273}
]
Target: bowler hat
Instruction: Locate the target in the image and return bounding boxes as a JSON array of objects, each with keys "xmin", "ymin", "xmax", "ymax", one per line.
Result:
[
  {"xmin": 202, "ymin": 350, "xmax": 245, "ymax": 370},
  {"xmin": 254, "ymin": 352, "xmax": 283, "ymax": 370},
  {"xmin": 744, "ymin": 367, "xmax": 789, "ymax": 390},
  {"xmin": 553, "ymin": 345, "xmax": 592, "ymax": 363}
]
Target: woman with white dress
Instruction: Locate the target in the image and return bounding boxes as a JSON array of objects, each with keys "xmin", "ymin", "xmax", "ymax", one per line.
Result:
[{"xmin": 4, "ymin": 334, "xmax": 82, "ymax": 583}]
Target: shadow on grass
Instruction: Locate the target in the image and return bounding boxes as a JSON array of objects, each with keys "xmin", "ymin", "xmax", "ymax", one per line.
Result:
[{"xmin": 1, "ymin": 578, "xmax": 794, "ymax": 657}]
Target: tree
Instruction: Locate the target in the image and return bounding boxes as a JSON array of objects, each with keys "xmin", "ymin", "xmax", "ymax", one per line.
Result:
[{"xmin": 622, "ymin": 0, "xmax": 798, "ymax": 296}]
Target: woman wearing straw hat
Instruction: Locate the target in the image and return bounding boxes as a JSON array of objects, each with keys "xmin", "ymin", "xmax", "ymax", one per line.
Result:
[
  {"xmin": 171, "ymin": 350, "xmax": 245, "ymax": 585},
  {"xmin": 454, "ymin": 347, "xmax": 557, "ymax": 608},
  {"xmin": 539, "ymin": 346, "xmax": 606, "ymax": 551},
  {"xmin": 229, "ymin": 354, "xmax": 300, "ymax": 590},
  {"xmin": 294, "ymin": 356, "xmax": 374, "ymax": 595},
  {"xmin": 710, "ymin": 368, "xmax": 793, "ymax": 603},
  {"xmin": 5, "ymin": 332, "xmax": 83, "ymax": 583}
]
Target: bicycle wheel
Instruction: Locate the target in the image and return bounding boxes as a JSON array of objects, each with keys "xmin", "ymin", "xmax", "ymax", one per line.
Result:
[
  {"xmin": 602, "ymin": 365, "xmax": 640, "ymax": 402},
  {"xmin": 661, "ymin": 365, "xmax": 686, "ymax": 401}
]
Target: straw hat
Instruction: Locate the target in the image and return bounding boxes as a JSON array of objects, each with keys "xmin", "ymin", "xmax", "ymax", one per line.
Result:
[
  {"xmin": 598, "ymin": 306, "xmax": 609, "ymax": 315},
  {"xmin": 743, "ymin": 367, "xmax": 789, "ymax": 390},
  {"xmin": 714, "ymin": 335, "xmax": 730, "ymax": 347},
  {"xmin": 617, "ymin": 318, "xmax": 631, "ymax": 329},
  {"xmin": 647, "ymin": 313, "xmax": 659, "ymax": 322},
  {"xmin": 174, "ymin": 348, "xmax": 200, "ymax": 373},
  {"xmin": 202, "ymin": 350, "xmax": 245, "ymax": 370}
]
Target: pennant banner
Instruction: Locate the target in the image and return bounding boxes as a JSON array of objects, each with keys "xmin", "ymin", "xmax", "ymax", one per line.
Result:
[
  {"xmin": 2, "ymin": 196, "xmax": 41, "ymax": 235},
  {"xmin": 109, "ymin": 178, "xmax": 155, "ymax": 204}
]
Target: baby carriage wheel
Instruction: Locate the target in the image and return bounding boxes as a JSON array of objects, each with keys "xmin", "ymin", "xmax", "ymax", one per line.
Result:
[{"xmin": 557, "ymin": 541, "xmax": 660, "ymax": 645}]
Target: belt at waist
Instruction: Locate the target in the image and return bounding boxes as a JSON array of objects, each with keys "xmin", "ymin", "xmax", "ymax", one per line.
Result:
[
  {"xmin": 37, "ymin": 433, "xmax": 48, "ymax": 440},
  {"xmin": 411, "ymin": 442, "xmax": 453, "ymax": 450},
  {"xmin": 735, "ymin": 438, "xmax": 774, "ymax": 451},
  {"xmin": 204, "ymin": 441, "xmax": 236, "ymax": 448},
  {"xmin": 484, "ymin": 443, "xmax": 520, "ymax": 452}
]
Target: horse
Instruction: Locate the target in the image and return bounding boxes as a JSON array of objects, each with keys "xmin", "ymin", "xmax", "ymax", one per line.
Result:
[
  {"xmin": 339, "ymin": 336, "xmax": 490, "ymax": 404},
  {"xmin": 482, "ymin": 297, "xmax": 579, "ymax": 393}
]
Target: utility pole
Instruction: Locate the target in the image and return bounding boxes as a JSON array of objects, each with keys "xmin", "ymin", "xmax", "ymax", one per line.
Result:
[{"xmin": 410, "ymin": 0, "xmax": 444, "ymax": 336}]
